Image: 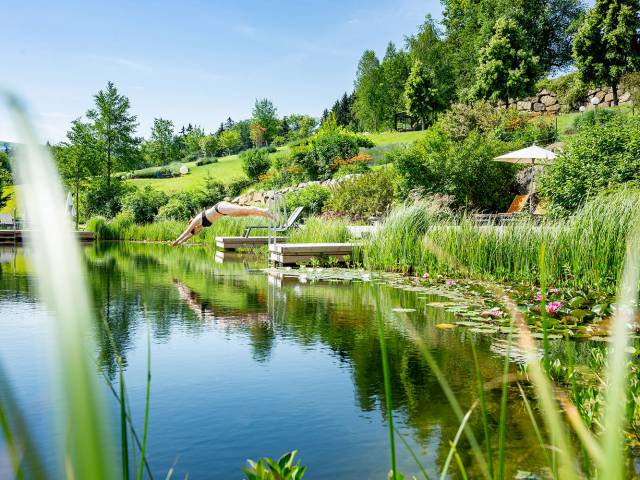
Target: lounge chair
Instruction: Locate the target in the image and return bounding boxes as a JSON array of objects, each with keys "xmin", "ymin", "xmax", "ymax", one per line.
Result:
[
  {"xmin": 243, "ymin": 206, "xmax": 304, "ymax": 238},
  {"xmin": 474, "ymin": 195, "xmax": 529, "ymax": 225}
]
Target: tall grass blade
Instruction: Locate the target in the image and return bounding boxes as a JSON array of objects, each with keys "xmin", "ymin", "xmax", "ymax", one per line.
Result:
[
  {"xmin": 440, "ymin": 404, "xmax": 475, "ymax": 480},
  {"xmin": 137, "ymin": 329, "xmax": 152, "ymax": 480},
  {"xmin": 394, "ymin": 427, "xmax": 431, "ymax": 480},
  {"xmin": 5, "ymin": 93, "xmax": 115, "ymax": 479},
  {"xmin": 516, "ymin": 383, "xmax": 552, "ymax": 469},
  {"xmin": 374, "ymin": 288, "xmax": 397, "ymax": 480},
  {"xmin": 120, "ymin": 365, "xmax": 130, "ymax": 479},
  {"xmin": 497, "ymin": 321, "xmax": 513, "ymax": 480},
  {"xmin": 600, "ymin": 230, "xmax": 640, "ymax": 480},
  {"xmin": 471, "ymin": 342, "xmax": 493, "ymax": 478}
]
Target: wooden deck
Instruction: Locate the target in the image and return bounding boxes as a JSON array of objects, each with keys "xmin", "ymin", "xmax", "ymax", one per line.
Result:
[
  {"xmin": 268, "ymin": 242, "xmax": 357, "ymax": 265},
  {"xmin": 215, "ymin": 236, "xmax": 287, "ymax": 251},
  {"xmin": 0, "ymin": 230, "xmax": 95, "ymax": 245}
]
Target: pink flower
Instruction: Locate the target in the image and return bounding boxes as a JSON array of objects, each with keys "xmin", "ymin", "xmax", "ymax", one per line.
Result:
[
  {"xmin": 534, "ymin": 293, "xmax": 543, "ymax": 301},
  {"xmin": 546, "ymin": 301, "xmax": 563, "ymax": 314},
  {"xmin": 445, "ymin": 279, "xmax": 456, "ymax": 286},
  {"xmin": 422, "ymin": 272, "xmax": 430, "ymax": 279},
  {"xmin": 481, "ymin": 310, "xmax": 503, "ymax": 318}
]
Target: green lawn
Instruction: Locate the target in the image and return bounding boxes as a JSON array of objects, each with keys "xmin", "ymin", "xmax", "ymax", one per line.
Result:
[
  {"xmin": 128, "ymin": 131, "xmax": 423, "ymax": 193},
  {"xmin": 1, "ymin": 185, "xmax": 18, "ymax": 215}
]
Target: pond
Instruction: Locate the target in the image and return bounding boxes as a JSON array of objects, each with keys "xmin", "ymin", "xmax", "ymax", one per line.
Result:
[{"xmin": 0, "ymin": 243, "xmax": 595, "ymax": 479}]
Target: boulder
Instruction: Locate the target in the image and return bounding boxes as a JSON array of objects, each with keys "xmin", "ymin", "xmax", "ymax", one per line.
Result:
[
  {"xmin": 533, "ymin": 102, "xmax": 545, "ymax": 112},
  {"xmin": 619, "ymin": 91, "xmax": 632, "ymax": 103},
  {"xmin": 517, "ymin": 101, "xmax": 532, "ymax": 111},
  {"xmin": 547, "ymin": 103, "xmax": 561, "ymax": 112},
  {"xmin": 604, "ymin": 92, "xmax": 614, "ymax": 102},
  {"xmin": 540, "ymin": 95, "xmax": 557, "ymax": 107}
]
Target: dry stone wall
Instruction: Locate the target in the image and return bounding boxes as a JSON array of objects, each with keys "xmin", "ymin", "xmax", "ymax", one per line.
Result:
[
  {"xmin": 229, "ymin": 174, "xmax": 361, "ymax": 205},
  {"xmin": 506, "ymin": 86, "xmax": 632, "ymax": 114}
]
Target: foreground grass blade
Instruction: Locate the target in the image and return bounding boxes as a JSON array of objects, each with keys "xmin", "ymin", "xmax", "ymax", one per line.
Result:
[
  {"xmin": 137, "ymin": 329, "xmax": 152, "ymax": 480},
  {"xmin": 440, "ymin": 404, "xmax": 475, "ymax": 480},
  {"xmin": 394, "ymin": 427, "xmax": 431, "ymax": 480},
  {"xmin": 601, "ymin": 232, "xmax": 640, "ymax": 480},
  {"xmin": 374, "ymin": 288, "xmax": 397, "ymax": 479},
  {"xmin": 5, "ymin": 93, "xmax": 115, "ymax": 479},
  {"xmin": 471, "ymin": 342, "xmax": 493, "ymax": 479},
  {"xmin": 497, "ymin": 322, "xmax": 513, "ymax": 480}
]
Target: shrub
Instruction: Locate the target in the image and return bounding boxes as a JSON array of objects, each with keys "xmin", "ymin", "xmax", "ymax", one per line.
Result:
[
  {"xmin": 300, "ymin": 131, "xmax": 361, "ymax": 180},
  {"xmin": 195, "ymin": 156, "xmax": 218, "ymax": 166},
  {"xmin": 332, "ymin": 153, "xmax": 372, "ymax": 177},
  {"xmin": 196, "ymin": 175, "xmax": 226, "ymax": 208},
  {"xmin": 110, "ymin": 210, "xmax": 134, "ymax": 231},
  {"xmin": 227, "ymin": 177, "xmax": 254, "ymax": 197},
  {"xmin": 265, "ymin": 144, "xmax": 277, "ymax": 153},
  {"xmin": 285, "ymin": 185, "xmax": 331, "ymax": 216},
  {"xmin": 572, "ymin": 108, "xmax": 620, "ymax": 131},
  {"xmin": 85, "ymin": 216, "xmax": 109, "ymax": 239},
  {"xmin": 241, "ymin": 148, "xmax": 271, "ymax": 181},
  {"xmin": 122, "ymin": 186, "xmax": 169, "ymax": 224},
  {"xmin": 536, "ymin": 72, "xmax": 588, "ymax": 112},
  {"xmin": 83, "ymin": 177, "xmax": 132, "ymax": 219},
  {"xmin": 324, "ymin": 168, "xmax": 397, "ymax": 219},
  {"xmin": 156, "ymin": 192, "xmax": 199, "ymax": 221},
  {"xmin": 540, "ymin": 114, "xmax": 640, "ymax": 213}
]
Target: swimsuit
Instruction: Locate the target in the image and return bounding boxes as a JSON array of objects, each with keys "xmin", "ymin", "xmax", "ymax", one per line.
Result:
[{"xmin": 201, "ymin": 203, "xmax": 227, "ymax": 228}]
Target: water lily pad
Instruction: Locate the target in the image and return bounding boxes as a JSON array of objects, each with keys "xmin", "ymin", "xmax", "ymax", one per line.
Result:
[
  {"xmin": 392, "ymin": 308, "xmax": 416, "ymax": 313},
  {"xmin": 568, "ymin": 296, "xmax": 588, "ymax": 309},
  {"xmin": 426, "ymin": 301, "xmax": 458, "ymax": 307},
  {"xmin": 435, "ymin": 323, "xmax": 457, "ymax": 329},
  {"xmin": 455, "ymin": 321, "xmax": 486, "ymax": 327},
  {"xmin": 470, "ymin": 327, "xmax": 500, "ymax": 334},
  {"xmin": 531, "ymin": 332, "xmax": 563, "ymax": 340}
]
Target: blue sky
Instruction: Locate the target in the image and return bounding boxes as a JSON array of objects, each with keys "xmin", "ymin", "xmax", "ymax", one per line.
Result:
[{"xmin": 1, "ymin": 0, "xmax": 442, "ymax": 143}]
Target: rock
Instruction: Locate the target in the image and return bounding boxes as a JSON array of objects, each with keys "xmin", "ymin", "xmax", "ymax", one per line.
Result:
[
  {"xmin": 533, "ymin": 102, "xmax": 545, "ymax": 112},
  {"xmin": 601, "ymin": 100, "xmax": 611, "ymax": 107},
  {"xmin": 547, "ymin": 103, "xmax": 561, "ymax": 112},
  {"xmin": 517, "ymin": 101, "xmax": 532, "ymax": 110},
  {"xmin": 540, "ymin": 95, "xmax": 557, "ymax": 106},
  {"xmin": 539, "ymin": 88, "xmax": 549, "ymax": 96},
  {"xmin": 232, "ymin": 196, "xmax": 240, "ymax": 203},
  {"xmin": 619, "ymin": 91, "xmax": 632, "ymax": 103},
  {"xmin": 595, "ymin": 90, "xmax": 606, "ymax": 101},
  {"xmin": 604, "ymin": 92, "xmax": 614, "ymax": 102}
]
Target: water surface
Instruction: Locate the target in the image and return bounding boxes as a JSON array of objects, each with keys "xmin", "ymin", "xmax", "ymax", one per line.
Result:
[{"xmin": 0, "ymin": 243, "xmax": 560, "ymax": 478}]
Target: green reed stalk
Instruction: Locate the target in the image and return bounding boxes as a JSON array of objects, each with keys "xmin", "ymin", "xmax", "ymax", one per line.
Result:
[
  {"xmin": 374, "ymin": 288, "xmax": 397, "ymax": 479},
  {"xmin": 394, "ymin": 427, "xmax": 431, "ymax": 480},
  {"xmin": 137, "ymin": 330, "xmax": 152, "ymax": 480},
  {"xmin": 539, "ymin": 244, "xmax": 550, "ymax": 373},
  {"xmin": 497, "ymin": 322, "xmax": 513, "ymax": 480},
  {"xmin": 471, "ymin": 342, "xmax": 493, "ymax": 479},
  {"xmin": 120, "ymin": 365, "xmax": 130, "ymax": 479},
  {"xmin": 6, "ymin": 93, "xmax": 115, "ymax": 479},
  {"xmin": 440, "ymin": 404, "xmax": 475, "ymax": 480}
]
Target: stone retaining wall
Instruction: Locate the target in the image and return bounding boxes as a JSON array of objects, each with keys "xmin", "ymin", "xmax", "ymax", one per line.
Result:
[
  {"xmin": 230, "ymin": 174, "xmax": 361, "ymax": 205},
  {"xmin": 506, "ymin": 86, "xmax": 633, "ymax": 114}
]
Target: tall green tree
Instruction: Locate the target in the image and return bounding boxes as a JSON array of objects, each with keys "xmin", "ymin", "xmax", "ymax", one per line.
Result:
[
  {"xmin": 472, "ymin": 16, "xmax": 540, "ymax": 105},
  {"xmin": 252, "ymin": 98, "xmax": 280, "ymax": 144},
  {"xmin": 182, "ymin": 125, "xmax": 205, "ymax": 158},
  {"xmin": 353, "ymin": 50, "xmax": 384, "ymax": 131},
  {"xmin": 573, "ymin": 0, "xmax": 640, "ymax": 105},
  {"xmin": 145, "ymin": 118, "xmax": 177, "ymax": 166},
  {"xmin": 57, "ymin": 120, "xmax": 98, "ymax": 228},
  {"xmin": 381, "ymin": 42, "xmax": 411, "ymax": 127},
  {"xmin": 86, "ymin": 81, "xmax": 141, "ymax": 186},
  {"xmin": 218, "ymin": 129, "xmax": 242, "ymax": 155},
  {"xmin": 404, "ymin": 60, "xmax": 445, "ymax": 128},
  {"xmin": 199, "ymin": 134, "xmax": 219, "ymax": 158}
]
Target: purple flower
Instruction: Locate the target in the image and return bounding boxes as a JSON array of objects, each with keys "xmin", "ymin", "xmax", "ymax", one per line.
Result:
[
  {"xmin": 445, "ymin": 279, "xmax": 456, "ymax": 286},
  {"xmin": 546, "ymin": 301, "xmax": 563, "ymax": 314},
  {"xmin": 534, "ymin": 293, "xmax": 543, "ymax": 301}
]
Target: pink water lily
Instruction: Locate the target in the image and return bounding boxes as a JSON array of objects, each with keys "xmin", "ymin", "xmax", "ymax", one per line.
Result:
[
  {"xmin": 546, "ymin": 301, "xmax": 563, "ymax": 314},
  {"xmin": 422, "ymin": 272, "xmax": 430, "ymax": 279},
  {"xmin": 445, "ymin": 279, "xmax": 456, "ymax": 286},
  {"xmin": 534, "ymin": 293, "xmax": 543, "ymax": 301},
  {"xmin": 481, "ymin": 310, "xmax": 503, "ymax": 318}
]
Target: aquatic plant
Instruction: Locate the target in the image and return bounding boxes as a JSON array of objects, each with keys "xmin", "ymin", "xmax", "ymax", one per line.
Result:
[{"xmin": 242, "ymin": 451, "xmax": 306, "ymax": 480}]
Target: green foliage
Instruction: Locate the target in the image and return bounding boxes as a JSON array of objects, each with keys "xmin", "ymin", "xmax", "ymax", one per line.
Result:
[
  {"xmin": 287, "ymin": 217, "xmax": 351, "ymax": 244},
  {"xmin": 404, "ymin": 59, "xmax": 445, "ymax": 126},
  {"xmin": 242, "ymin": 451, "xmax": 306, "ymax": 480},
  {"xmin": 353, "ymin": 50, "xmax": 384, "ymax": 131},
  {"xmin": 84, "ymin": 177, "xmax": 132, "ymax": 219},
  {"xmin": 391, "ymin": 123, "xmax": 520, "ymax": 212},
  {"xmin": 301, "ymin": 131, "xmax": 362, "ymax": 180},
  {"xmin": 144, "ymin": 118, "xmax": 178, "ymax": 166},
  {"xmin": 285, "ymin": 185, "xmax": 331, "ymax": 216},
  {"xmin": 620, "ymin": 71, "xmax": 640, "ymax": 110},
  {"xmin": 573, "ymin": 0, "xmax": 640, "ymax": 100},
  {"xmin": 572, "ymin": 107, "xmax": 621, "ymax": 130},
  {"xmin": 196, "ymin": 175, "xmax": 227, "ymax": 208},
  {"xmin": 218, "ymin": 129, "xmax": 243, "ymax": 155},
  {"xmin": 536, "ymin": 72, "xmax": 588, "ymax": 112},
  {"xmin": 324, "ymin": 168, "xmax": 397, "ymax": 219},
  {"xmin": 540, "ymin": 114, "xmax": 640, "ymax": 213},
  {"xmin": 241, "ymin": 148, "xmax": 272, "ymax": 181},
  {"xmin": 472, "ymin": 16, "xmax": 540, "ymax": 104},
  {"xmin": 227, "ymin": 177, "xmax": 253, "ymax": 197},
  {"xmin": 439, "ymin": 101, "xmax": 504, "ymax": 141},
  {"xmin": 195, "ymin": 156, "xmax": 218, "ymax": 167},
  {"xmin": 86, "ymin": 81, "xmax": 142, "ymax": 177},
  {"xmin": 181, "ymin": 125, "xmax": 206, "ymax": 159},
  {"xmin": 0, "ymin": 176, "xmax": 11, "ymax": 210},
  {"xmin": 252, "ymin": 98, "xmax": 280, "ymax": 144},
  {"xmin": 199, "ymin": 134, "xmax": 219, "ymax": 158},
  {"xmin": 122, "ymin": 186, "xmax": 169, "ymax": 224},
  {"xmin": 155, "ymin": 192, "xmax": 199, "ymax": 221}
]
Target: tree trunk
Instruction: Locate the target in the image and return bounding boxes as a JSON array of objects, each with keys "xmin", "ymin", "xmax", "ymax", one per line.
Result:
[{"xmin": 612, "ymin": 83, "xmax": 619, "ymax": 106}]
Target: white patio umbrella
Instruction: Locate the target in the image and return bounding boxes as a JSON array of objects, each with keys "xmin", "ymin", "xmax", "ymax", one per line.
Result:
[
  {"xmin": 494, "ymin": 145, "xmax": 557, "ymax": 210},
  {"xmin": 493, "ymin": 144, "xmax": 556, "ymax": 166}
]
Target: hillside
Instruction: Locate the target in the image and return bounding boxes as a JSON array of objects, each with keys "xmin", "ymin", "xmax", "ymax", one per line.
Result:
[{"xmin": 129, "ymin": 130, "xmax": 424, "ymax": 194}]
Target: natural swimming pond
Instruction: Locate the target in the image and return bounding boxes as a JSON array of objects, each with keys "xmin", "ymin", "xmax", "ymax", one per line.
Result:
[{"xmin": 0, "ymin": 243, "xmax": 602, "ymax": 479}]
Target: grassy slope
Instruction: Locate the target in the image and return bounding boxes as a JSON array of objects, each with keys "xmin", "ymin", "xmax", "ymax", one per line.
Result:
[
  {"xmin": 128, "ymin": 130, "xmax": 423, "ymax": 194},
  {"xmin": 1, "ymin": 186, "xmax": 18, "ymax": 214}
]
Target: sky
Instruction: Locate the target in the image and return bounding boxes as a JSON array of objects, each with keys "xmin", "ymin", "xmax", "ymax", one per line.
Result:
[{"xmin": 1, "ymin": 0, "xmax": 442, "ymax": 144}]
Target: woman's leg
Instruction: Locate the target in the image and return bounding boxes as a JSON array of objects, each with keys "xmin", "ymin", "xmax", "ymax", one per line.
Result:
[{"xmin": 216, "ymin": 201, "xmax": 275, "ymax": 219}]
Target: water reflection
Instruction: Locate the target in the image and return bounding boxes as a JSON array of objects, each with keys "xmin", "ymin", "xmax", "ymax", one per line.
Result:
[{"xmin": 0, "ymin": 243, "xmax": 555, "ymax": 478}]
